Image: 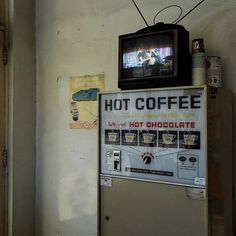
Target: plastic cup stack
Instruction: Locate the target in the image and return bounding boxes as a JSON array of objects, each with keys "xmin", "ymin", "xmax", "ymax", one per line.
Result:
[{"xmin": 192, "ymin": 38, "xmax": 206, "ymax": 86}]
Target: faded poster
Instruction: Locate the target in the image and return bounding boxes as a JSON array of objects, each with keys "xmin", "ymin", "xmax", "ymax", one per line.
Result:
[{"xmin": 70, "ymin": 74, "xmax": 105, "ymax": 129}]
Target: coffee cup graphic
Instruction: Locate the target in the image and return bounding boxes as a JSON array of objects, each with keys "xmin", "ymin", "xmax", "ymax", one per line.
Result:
[
  {"xmin": 143, "ymin": 133, "xmax": 155, "ymax": 143},
  {"xmin": 183, "ymin": 134, "xmax": 198, "ymax": 145},
  {"xmin": 108, "ymin": 132, "xmax": 118, "ymax": 142},
  {"xmin": 125, "ymin": 132, "xmax": 136, "ymax": 142},
  {"xmin": 162, "ymin": 133, "xmax": 176, "ymax": 145}
]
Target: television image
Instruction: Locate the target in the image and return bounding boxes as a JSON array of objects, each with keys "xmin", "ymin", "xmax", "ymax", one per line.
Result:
[{"xmin": 118, "ymin": 23, "xmax": 191, "ymax": 90}]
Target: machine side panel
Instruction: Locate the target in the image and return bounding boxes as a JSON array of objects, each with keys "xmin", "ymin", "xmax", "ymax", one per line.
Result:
[{"xmin": 207, "ymin": 88, "xmax": 233, "ymax": 236}]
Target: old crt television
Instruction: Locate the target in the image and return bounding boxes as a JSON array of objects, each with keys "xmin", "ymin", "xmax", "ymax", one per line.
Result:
[{"xmin": 118, "ymin": 23, "xmax": 191, "ymax": 90}]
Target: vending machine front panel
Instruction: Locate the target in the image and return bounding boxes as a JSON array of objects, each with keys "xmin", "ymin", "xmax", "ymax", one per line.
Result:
[{"xmin": 99, "ymin": 87, "xmax": 206, "ymax": 187}]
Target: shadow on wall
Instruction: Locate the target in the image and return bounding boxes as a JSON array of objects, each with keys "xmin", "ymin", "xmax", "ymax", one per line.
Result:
[{"xmin": 190, "ymin": 6, "xmax": 236, "ymax": 89}]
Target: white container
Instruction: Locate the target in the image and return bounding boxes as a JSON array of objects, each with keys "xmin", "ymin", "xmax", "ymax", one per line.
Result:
[
  {"xmin": 192, "ymin": 52, "xmax": 206, "ymax": 86},
  {"xmin": 206, "ymin": 56, "xmax": 222, "ymax": 87}
]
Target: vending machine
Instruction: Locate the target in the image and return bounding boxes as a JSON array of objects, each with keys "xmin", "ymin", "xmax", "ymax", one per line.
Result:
[{"xmin": 98, "ymin": 86, "xmax": 233, "ymax": 236}]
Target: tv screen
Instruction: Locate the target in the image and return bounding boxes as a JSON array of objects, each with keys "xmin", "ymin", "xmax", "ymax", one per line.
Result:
[
  {"xmin": 118, "ymin": 24, "xmax": 191, "ymax": 90},
  {"xmin": 122, "ymin": 33, "xmax": 175, "ymax": 78}
]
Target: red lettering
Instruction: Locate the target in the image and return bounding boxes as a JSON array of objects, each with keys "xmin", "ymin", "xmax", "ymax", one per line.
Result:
[
  {"xmin": 130, "ymin": 122, "xmax": 135, "ymax": 127},
  {"xmin": 163, "ymin": 122, "xmax": 168, "ymax": 128},
  {"xmin": 145, "ymin": 121, "xmax": 196, "ymax": 129},
  {"xmin": 130, "ymin": 122, "xmax": 144, "ymax": 127}
]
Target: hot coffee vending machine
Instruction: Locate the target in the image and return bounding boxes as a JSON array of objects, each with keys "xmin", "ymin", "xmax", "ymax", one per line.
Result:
[{"xmin": 98, "ymin": 86, "xmax": 233, "ymax": 236}]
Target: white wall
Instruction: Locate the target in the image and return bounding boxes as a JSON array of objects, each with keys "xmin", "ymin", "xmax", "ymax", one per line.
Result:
[
  {"xmin": 36, "ymin": 1, "xmax": 236, "ymax": 235},
  {"xmin": 8, "ymin": 0, "xmax": 36, "ymax": 235}
]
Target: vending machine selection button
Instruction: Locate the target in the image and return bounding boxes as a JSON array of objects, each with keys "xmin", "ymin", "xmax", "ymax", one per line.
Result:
[
  {"xmin": 189, "ymin": 157, "xmax": 197, "ymax": 163},
  {"xmin": 179, "ymin": 156, "xmax": 187, "ymax": 162}
]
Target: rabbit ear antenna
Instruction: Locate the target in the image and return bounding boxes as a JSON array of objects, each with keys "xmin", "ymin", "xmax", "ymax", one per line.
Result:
[
  {"xmin": 131, "ymin": 0, "xmax": 149, "ymax": 27},
  {"xmin": 175, "ymin": 0, "xmax": 205, "ymax": 24}
]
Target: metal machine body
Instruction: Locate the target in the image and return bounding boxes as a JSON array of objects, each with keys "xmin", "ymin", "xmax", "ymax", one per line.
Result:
[{"xmin": 98, "ymin": 86, "xmax": 232, "ymax": 236}]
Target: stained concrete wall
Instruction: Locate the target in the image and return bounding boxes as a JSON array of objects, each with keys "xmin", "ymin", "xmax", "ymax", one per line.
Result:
[
  {"xmin": 8, "ymin": 0, "xmax": 36, "ymax": 235},
  {"xmin": 36, "ymin": 1, "xmax": 236, "ymax": 235}
]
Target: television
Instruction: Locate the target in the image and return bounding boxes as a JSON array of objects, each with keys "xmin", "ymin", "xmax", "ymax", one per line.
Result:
[{"xmin": 118, "ymin": 23, "xmax": 191, "ymax": 90}]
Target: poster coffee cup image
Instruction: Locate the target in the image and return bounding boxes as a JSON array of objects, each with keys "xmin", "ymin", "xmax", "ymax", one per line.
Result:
[
  {"xmin": 125, "ymin": 132, "xmax": 136, "ymax": 142},
  {"xmin": 162, "ymin": 133, "xmax": 176, "ymax": 145},
  {"xmin": 179, "ymin": 131, "xmax": 200, "ymax": 149},
  {"xmin": 143, "ymin": 133, "xmax": 155, "ymax": 143},
  {"xmin": 122, "ymin": 130, "xmax": 138, "ymax": 146},
  {"xmin": 158, "ymin": 130, "xmax": 178, "ymax": 148},
  {"xmin": 183, "ymin": 134, "xmax": 198, "ymax": 145},
  {"xmin": 108, "ymin": 132, "xmax": 118, "ymax": 142},
  {"xmin": 105, "ymin": 129, "xmax": 120, "ymax": 145},
  {"xmin": 139, "ymin": 130, "xmax": 157, "ymax": 147}
]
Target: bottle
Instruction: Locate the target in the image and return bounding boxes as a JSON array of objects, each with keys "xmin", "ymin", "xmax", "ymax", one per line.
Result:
[{"xmin": 71, "ymin": 101, "xmax": 78, "ymax": 121}]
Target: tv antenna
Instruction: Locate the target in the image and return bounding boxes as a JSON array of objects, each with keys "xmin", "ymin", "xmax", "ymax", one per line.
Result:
[
  {"xmin": 175, "ymin": 0, "xmax": 205, "ymax": 24},
  {"xmin": 131, "ymin": 0, "xmax": 149, "ymax": 27},
  {"xmin": 131, "ymin": 0, "xmax": 205, "ymax": 26}
]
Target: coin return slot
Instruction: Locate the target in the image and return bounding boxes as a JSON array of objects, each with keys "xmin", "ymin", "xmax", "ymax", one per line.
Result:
[{"xmin": 113, "ymin": 150, "xmax": 121, "ymax": 171}]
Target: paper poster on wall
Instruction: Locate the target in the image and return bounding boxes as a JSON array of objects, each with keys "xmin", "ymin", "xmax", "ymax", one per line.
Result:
[{"xmin": 70, "ymin": 74, "xmax": 105, "ymax": 129}]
